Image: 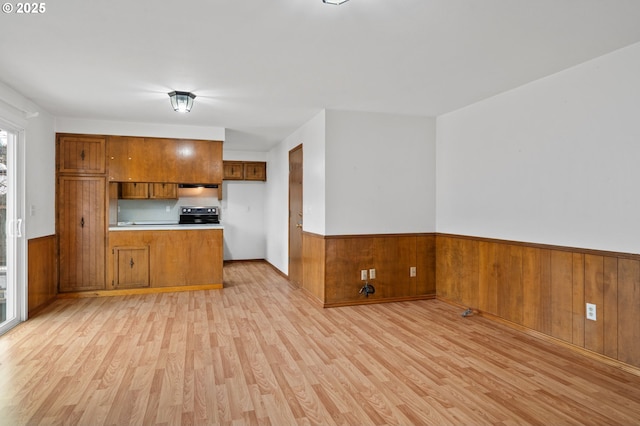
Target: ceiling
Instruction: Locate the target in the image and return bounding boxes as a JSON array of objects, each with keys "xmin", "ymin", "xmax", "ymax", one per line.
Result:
[{"xmin": 2, "ymin": 0, "xmax": 640, "ymax": 151}]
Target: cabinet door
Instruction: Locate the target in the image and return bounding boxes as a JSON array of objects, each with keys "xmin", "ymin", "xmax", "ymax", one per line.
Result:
[
  {"xmin": 120, "ymin": 182, "xmax": 149, "ymax": 199},
  {"xmin": 58, "ymin": 135, "xmax": 106, "ymax": 174},
  {"xmin": 244, "ymin": 162, "xmax": 267, "ymax": 181},
  {"xmin": 107, "ymin": 136, "xmax": 128, "ymax": 181},
  {"xmin": 113, "ymin": 246, "xmax": 150, "ymax": 288},
  {"xmin": 206, "ymin": 141, "xmax": 223, "ymax": 183},
  {"xmin": 223, "ymin": 161, "xmax": 243, "ymax": 180},
  {"xmin": 58, "ymin": 176, "xmax": 106, "ymax": 292},
  {"xmin": 149, "ymin": 183, "xmax": 178, "ymax": 199}
]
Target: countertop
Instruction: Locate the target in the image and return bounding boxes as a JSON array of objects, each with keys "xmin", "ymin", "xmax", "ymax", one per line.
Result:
[{"xmin": 109, "ymin": 221, "xmax": 224, "ymax": 231}]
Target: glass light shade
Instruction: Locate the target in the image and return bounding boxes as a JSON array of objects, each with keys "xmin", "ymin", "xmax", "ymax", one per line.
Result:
[
  {"xmin": 322, "ymin": 0, "xmax": 350, "ymax": 4},
  {"xmin": 168, "ymin": 91, "xmax": 196, "ymax": 113}
]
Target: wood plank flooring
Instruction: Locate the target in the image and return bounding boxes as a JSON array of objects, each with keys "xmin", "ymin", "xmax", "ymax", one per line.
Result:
[{"xmin": 1, "ymin": 261, "xmax": 640, "ymax": 425}]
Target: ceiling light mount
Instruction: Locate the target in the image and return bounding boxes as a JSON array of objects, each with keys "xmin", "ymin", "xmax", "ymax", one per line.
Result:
[
  {"xmin": 322, "ymin": 0, "xmax": 350, "ymax": 5},
  {"xmin": 168, "ymin": 91, "xmax": 196, "ymax": 113}
]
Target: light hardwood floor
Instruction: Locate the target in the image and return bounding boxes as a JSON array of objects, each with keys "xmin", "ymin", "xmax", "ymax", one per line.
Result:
[{"xmin": 2, "ymin": 261, "xmax": 640, "ymax": 425}]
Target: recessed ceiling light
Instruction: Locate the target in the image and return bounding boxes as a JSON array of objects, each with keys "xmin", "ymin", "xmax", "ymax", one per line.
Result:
[{"xmin": 323, "ymin": 0, "xmax": 350, "ymax": 5}]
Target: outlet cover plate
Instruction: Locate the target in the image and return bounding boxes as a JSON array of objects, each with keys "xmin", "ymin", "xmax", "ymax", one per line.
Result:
[
  {"xmin": 360, "ymin": 270, "xmax": 368, "ymax": 281},
  {"xmin": 586, "ymin": 303, "xmax": 597, "ymax": 321},
  {"xmin": 369, "ymin": 269, "xmax": 376, "ymax": 280}
]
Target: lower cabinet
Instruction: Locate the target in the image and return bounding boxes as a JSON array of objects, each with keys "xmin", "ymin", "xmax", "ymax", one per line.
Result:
[
  {"xmin": 112, "ymin": 246, "xmax": 150, "ymax": 288},
  {"xmin": 108, "ymin": 229, "xmax": 223, "ymax": 288}
]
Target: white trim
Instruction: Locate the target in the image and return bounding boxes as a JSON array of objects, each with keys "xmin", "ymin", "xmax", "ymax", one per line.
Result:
[{"xmin": 0, "ymin": 120, "xmax": 27, "ymax": 335}]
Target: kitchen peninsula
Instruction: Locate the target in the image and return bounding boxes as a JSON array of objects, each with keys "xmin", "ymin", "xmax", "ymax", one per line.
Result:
[{"xmin": 56, "ymin": 133, "xmax": 225, "ymax": 295}]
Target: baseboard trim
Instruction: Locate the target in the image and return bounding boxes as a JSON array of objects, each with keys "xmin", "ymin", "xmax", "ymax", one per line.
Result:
[
  {"xmin": 437, "ymin": 296, "xmax": 640, "ymax": 378},
  {"xmin": 324, "ymin": 294, "xmax": 436, "ymax": 308},
  {"xmin": 57, "ymin": 283, "xmax": 223, "ymax": 298}
]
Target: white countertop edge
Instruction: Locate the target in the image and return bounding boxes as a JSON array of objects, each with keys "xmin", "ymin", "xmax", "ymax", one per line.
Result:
[{"xmin": 109, "ymin": 224, "xmax": 224, "ymax": 231}]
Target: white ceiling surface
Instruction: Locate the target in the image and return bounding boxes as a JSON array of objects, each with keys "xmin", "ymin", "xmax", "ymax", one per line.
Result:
[{"xmin": 2, "ymin": 1, "xmax": 640, "ymax": 151}]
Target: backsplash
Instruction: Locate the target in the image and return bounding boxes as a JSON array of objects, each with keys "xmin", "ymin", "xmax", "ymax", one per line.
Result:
[{"xmin": 117, "ymin": 187, "xmax": 220, "ymax": 223}]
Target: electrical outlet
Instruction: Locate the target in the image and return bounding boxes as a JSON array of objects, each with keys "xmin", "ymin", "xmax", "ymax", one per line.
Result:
[
  {"xmin": 410, "ymin": 266, "xmax": 416, "ymax": 277},
  {"xmin": 369, "ymin": 269, "xmax": 376, "ymax": 280},
  {"xmin": 360, "ymin": 270, "xmax": 368, "ymax": 281},
  {"xmin": 586, "ymin": 303, "xmax": 597, "ymax": 321},
  {"xmin": 165, "ymin": 205, "xmax": 171, "ymax": 212}
]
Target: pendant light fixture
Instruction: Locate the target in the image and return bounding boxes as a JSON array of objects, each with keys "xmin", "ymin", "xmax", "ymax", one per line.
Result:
[
  {"xmin": 322, "ymin": 0, "xmax": 350, "ymax": 4},
  {"xmin": 168, "ymin": 91, "xmax": 196, "ymax": 113}
]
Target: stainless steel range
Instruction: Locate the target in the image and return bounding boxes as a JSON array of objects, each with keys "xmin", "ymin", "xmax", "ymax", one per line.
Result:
[{"xmin": 179, "ymin": 206, "xmax": 220, "ymax": 224}]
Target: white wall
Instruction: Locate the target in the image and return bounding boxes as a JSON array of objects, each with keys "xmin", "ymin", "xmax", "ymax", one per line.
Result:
[
  {"xmin": 55, "ymin": 117, "xmax": 225, "ymax": 141},
  {"xmin": 265, "ymin": 111, "xmax": 325, "ymax": 274},
  {"xmin": 0, "ymin": 82, "xmax": 56, "ymax": 240},
  {"xmin": 325, "ymin": 110, "xmax": 436, "ymax": 235},
  {"xmin": 436, "ymin": 41, "xmax": 640, "ymax": 254},
  {"xmin": 221, "ymin": 150, "xmax": 268, "ymax": 260}
]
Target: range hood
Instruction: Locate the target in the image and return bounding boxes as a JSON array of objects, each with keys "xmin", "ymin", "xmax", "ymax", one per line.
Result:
[{"xmin": 178, "ymin": 183, "xmax": 219, "ymax": 188}]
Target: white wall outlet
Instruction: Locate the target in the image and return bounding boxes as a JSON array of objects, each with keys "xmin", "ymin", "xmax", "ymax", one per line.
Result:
[
  {"xmin": 30, "ymin": 205, "xmax": 36, "ymax": 216},
  {"xmin": 410, "ymin": 266, "xmax": 417, "ymax": 277},
  {"xmin": 165, "ymin": 205, "xmax": 171, "ymax": 212},
  {"xmin": 360, "ymin": 270, "xmax": 368, "ymax": 281},
  {"xmin": 369, "ymin": 269, "xmax": 376, "ymax": 280},
  {"xmin": 586, "ymin": 303, "xmax": 597, "ymax": 321}
]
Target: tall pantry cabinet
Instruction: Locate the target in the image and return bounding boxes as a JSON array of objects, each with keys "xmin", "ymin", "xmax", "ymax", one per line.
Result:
[{"xmin": 56, "ymin": 135, "xmax": 107, "ymax": 292}]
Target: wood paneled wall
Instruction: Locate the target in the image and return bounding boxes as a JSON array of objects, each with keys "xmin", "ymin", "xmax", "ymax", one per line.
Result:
[
  {"xmin": 302, "ymin": 232, "xmax": 325, "ymax": 303},
  {"xmin": 303, "ymin": 232, "xmax": 436, "ymax": 307},
  {"xmin": 436, "ymin": 234, "xmax": 640, "ymax": 368},
  {"xmin": 28, "ymin": 235, "xmax": 57, "ymax": 315}
]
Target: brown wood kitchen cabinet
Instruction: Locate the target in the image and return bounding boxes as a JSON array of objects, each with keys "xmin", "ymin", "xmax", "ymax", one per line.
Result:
[
  {"xmin": 58, "ymin": 134, "xmax": 106, "ymax": 174},
  {"xmin": 119, "ymin": 182, "xmax": 178, "ymax": 199},
  {"xmin": 223, "ymin": 161, "xmax": 243, "ymax": 180},
  {"xmin": 107, "ymin": 229, "xmax": 223, "ymax": 288},
  {"xmin": 244, "ymin": 162, "xmax": 267, "ymax": 181},
  {"xmin": 108, "ymin": 136, "xmax": 223, "ymax": 184},
  {"xmin": 120, "ymin": 182, "xmax": 149, "ymax": 199},
  {"xmin": 112, "ymin": 246, "xmax": 150, "ymax": 288},
  {"xmin": 57, "ymin": 176, "xmax": 106, "ymax": 292},
  {"xmin": 223, "ymin": 161, "xmax": 267, "ymax": 181}
]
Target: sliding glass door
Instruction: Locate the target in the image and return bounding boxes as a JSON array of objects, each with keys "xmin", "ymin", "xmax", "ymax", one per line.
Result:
[{"xmin": 0, "ymin": 127, "xmax": 25, "ymax": 335}]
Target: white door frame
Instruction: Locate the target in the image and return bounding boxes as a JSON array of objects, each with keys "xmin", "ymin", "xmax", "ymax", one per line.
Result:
[{"xmin": 0, "ymin": 118, "xmax": 27, "ymax": 335}]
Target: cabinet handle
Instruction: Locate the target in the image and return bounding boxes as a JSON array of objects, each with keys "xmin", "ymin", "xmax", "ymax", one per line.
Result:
[
  {"xmin": 253, "ymin": 167, "xmax": 256, "ymax": 174},
  {"xmin": 80, "ymin": 217, "xmax": 85, "ymax": 228},
  {"xmin": 130, "ymin": 258, "xmax": 135, "ymax": 268},
  {"xmin": 80, "ymin": 150, "xmax": 85, "ymax": 161}
]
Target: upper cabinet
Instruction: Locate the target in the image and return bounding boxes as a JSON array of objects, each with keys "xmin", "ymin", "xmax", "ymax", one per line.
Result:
[
  {"xmin": 108, "ymin": 136, "xmax": 223, "ymax": 184},
  {"xmin": 223, "ymin": 161, "xmax": 244, "ymax": 180},
  {"xmin": 119, "ymin": 182, "xmax": 178, "ymax": 199},
  {"xmin": 244, "ymin": 162, "xmax": 267, "ymax": 181},
  {"xmin": 58, "ymin": 135, "xmax": 106, "ymax": 174},
  {"xmin": 223, "ymin": 161, "xmax": 267, "ymax": 181}
]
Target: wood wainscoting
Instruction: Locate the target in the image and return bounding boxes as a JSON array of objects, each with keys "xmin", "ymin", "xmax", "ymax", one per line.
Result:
[
  {"xmin": 28, "ymin": 235, "xmax": 57, "ymax": 315},
  {"xmin": 302, "ymin": 232, "xmax": 436, "ymax": 307},
  {"xmin": 436, "ymin": 233, "xmax": 640, "ymax": 369}
]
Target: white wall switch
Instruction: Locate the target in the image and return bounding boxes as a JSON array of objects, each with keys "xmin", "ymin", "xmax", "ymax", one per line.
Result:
[
  {"xmin": 369, "ymin": 269, "xmax": 376, "ymax": 280},
  {"xmin": 410, "ymin": 266, "xmax": 417, "ymax": 277},
  {"xmin": 586, "ymin": 303, "xmax": 597, "ymax": 321},
  {"xmin": 360, "ymin": 270, "xmax": 368, "ymax": 281}
]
